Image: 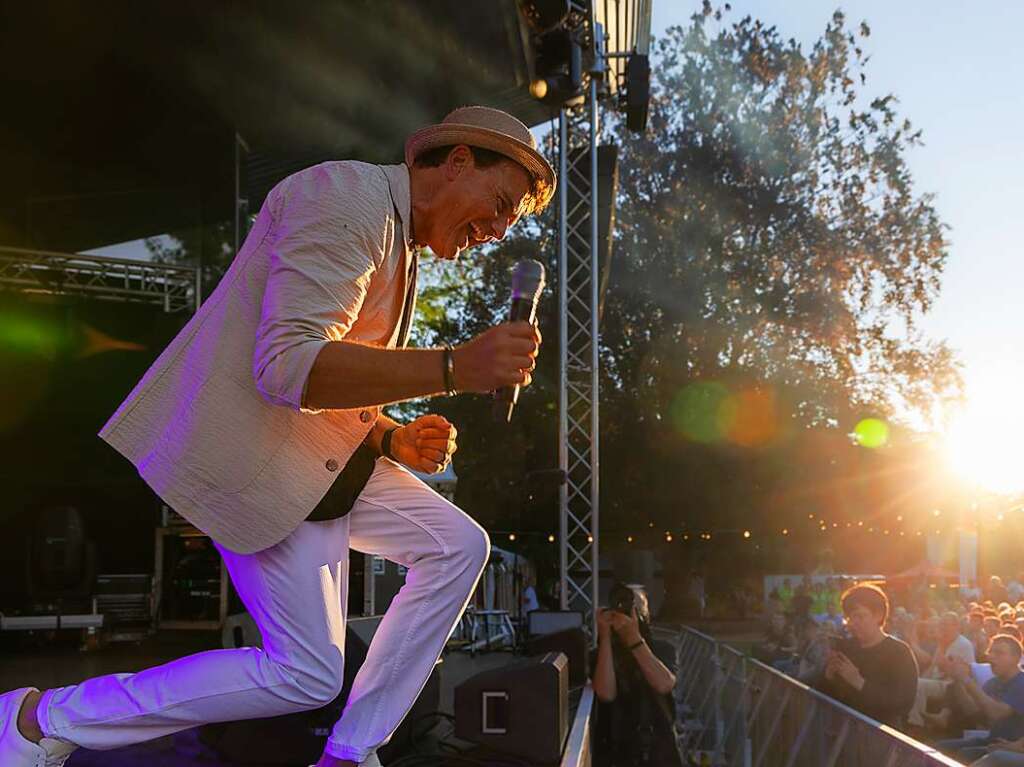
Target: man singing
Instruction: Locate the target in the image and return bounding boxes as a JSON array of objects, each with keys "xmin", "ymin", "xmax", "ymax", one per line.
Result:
[{"xmin": 0, "ymin": 106, "xmax": 554, "ymax": 767}]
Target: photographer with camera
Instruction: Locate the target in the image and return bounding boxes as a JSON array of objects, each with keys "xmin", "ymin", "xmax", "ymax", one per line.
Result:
[{"xmin": 591, "ymin": 583, "xmax": 682, "ymax": 767}]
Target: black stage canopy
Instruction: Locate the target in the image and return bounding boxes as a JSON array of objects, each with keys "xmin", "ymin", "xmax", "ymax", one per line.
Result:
[{"xmin": 0, "ymin": 1, "xmax": 551, "ymax": 253}]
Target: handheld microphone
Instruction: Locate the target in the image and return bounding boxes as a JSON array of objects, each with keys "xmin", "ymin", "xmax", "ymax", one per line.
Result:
[{"xmin": 493, "ymin": 259, "xmax": 546, "ymax": 423}]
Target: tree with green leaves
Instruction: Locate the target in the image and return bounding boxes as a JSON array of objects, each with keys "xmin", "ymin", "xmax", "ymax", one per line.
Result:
[{"xmin": 421, "ymin": 5, "xmax": 962, "ymax": 576}]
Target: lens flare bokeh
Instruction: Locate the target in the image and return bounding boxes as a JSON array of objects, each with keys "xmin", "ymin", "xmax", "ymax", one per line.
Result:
[
  {"xmin": 853, "ymin": 418, "xmax": 889, "ymax": 449},
  {"xmin": 670, "ymin": 381, "xmax": 778, "ymax": 447}
]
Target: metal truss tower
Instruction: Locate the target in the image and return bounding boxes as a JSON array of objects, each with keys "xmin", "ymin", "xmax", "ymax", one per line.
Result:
[
  {"xmin": 557, "ymin": 5, "xmax": 603, "ymax": 636},
  {"xmin": 556, "ymin": 1, "xmax": 651, "ymax": 637}
]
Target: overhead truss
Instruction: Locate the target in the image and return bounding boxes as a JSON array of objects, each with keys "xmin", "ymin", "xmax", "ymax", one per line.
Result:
[{"xmin": 0, "ymin": 246, "xmax": 199, "ymax": 313}]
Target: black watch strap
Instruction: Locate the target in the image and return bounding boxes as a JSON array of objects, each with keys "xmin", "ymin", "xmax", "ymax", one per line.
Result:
[
  {"xmin": 381, "ymin": 426, "xmax": 399, "ymax": 461},
  {"xmin": 442, "ymin": 345, "xmax": 457, "ymax": 396}
]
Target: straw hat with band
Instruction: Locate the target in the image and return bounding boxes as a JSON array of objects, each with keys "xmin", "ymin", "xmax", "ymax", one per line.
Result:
[{"xmin": 405, "ymin": 106, "xmax": 557, "ymax": 212}]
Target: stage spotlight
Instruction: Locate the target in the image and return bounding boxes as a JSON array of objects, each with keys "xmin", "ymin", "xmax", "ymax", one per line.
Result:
[
  {"xmin": 517, "ymin": 0, "xmax": 570, "ymax": 34},
  {"xmin": 530, "ymin": 27, "xmax": 583, "ymax": 107}
]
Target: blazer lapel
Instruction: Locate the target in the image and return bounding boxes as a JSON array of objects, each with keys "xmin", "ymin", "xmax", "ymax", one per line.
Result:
[
  {"xmin": 396, "ymin": 253, "xmax": 418, "ymax": 348},
  {"xmin": 381, "ymin": 164, "xmax": 417, "ymax": 349}
]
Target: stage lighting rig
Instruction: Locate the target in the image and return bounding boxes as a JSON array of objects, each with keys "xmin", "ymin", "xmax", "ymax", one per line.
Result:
[
  {"xmin": 517, "ymin": 0, "xmax": 570, "ymax": 34},
  {"xmin": 528, "ymin": 25, "xmax": 584, "ymax": 108}
]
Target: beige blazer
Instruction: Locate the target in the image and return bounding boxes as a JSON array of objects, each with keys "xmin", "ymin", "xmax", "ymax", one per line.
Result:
[{"xmin": 99, "ymin": 162, "xmax": 416, "ymax": 553}]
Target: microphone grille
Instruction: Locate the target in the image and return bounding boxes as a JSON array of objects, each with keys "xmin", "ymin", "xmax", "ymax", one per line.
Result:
[{"xmin": 511, "ymin": 259, "xmax": 546, "ymax": 299}]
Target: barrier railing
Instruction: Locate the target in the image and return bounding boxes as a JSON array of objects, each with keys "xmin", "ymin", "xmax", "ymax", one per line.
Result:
[{"xmin": 675, "ymin": 626, "xmax": 965, "ymax": 767}]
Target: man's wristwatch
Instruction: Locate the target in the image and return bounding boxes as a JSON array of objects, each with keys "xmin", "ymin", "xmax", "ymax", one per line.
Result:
[
  {"xmin": 381, "ymin": 427, "xmax": 399, "ymax": 461},
  {"xmin": 442, "ymin": 345, "xmax": 457, "ymax": 396}
]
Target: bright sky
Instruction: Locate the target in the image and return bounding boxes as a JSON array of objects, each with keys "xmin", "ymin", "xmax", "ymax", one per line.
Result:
[{"xmin": 652, "ymin": 2, "xmax": 1024, "ymax": 490}]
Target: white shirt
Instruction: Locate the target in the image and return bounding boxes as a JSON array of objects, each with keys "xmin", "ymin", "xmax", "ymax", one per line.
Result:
[
  {"xmin": 522, "ymin": 585, "xmax": 540, "ymax": 614},
  {"xmin": 923, "ymin": 634, "xmax": 976, "ymax": 680}
]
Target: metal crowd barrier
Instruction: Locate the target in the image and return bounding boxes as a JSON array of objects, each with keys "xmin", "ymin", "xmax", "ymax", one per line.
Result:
[{"xmin": 674, "ymin": 626, "xmax": 964, "ymax": 767}]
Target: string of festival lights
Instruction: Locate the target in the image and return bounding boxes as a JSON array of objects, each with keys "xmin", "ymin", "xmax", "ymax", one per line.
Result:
[{"xmin": 488, "ymin": 504, "xmax": 1023, "ymax": 545}]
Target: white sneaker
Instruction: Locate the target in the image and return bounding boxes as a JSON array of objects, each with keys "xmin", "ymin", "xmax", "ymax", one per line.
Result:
[{"xmin": 0, "ymin": 688, "xmax": 77, "ymax": 767}]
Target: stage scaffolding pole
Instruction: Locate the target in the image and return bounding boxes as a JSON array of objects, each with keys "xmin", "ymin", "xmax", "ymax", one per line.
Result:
[{"xmin": 557, "ymin": 7, "xmax": 603, "ymax": 640}]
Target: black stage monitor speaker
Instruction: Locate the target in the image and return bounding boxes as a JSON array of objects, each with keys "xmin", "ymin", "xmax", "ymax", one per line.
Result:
[
  {"xmin": 526, "ymin": 628, "xmax": 588, "ymax": 688},
  {"xmin": 454, "ymin": 651, "xmax": 569, "ymax": 765},
  {"xmin": 528, "ymin": 609, "xmax": 584, "ymax": 636},
  {"xmin": 27, "ymin": 506, "xmax": 96, "ymax": 606}
]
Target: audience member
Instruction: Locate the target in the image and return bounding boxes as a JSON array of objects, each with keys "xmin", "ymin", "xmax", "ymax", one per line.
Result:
[
  {"xmin": 757, "ymin": 613, "xmax": 796, "ymax": 665},
  {"xmin": 963, "ymin": 580, "xmax": 983, "ymax": 602},
  {"xmin": 1010, "ymin": 576, "xmax": 1024, "ymax": 606},
  {"xmin": 791, "ymin": 579, "xmax": 813, "ymax": 622},
  {"xmin": 967, "ymin": 611, "xmax": 990, "ymax": 659},
  {"xmin": 906, "ymin": 616, "xmax": 940, "ymax": 672},
  {"xmin": 811, "ymin": 582, "xmax": 831, "ymax": 623},
  {"xmin": 778, "ymin": 578, "xmax": 795, "ymax": 613},
  {"xmin": 990, "ymin": 577, "xmax": 1011, "ymax": 607},
  {"xmin": 820, "ymin": 583, "xmax": 918, "ymax": 728},
  {"xmin": 907, "ymin": 611, "xmax": 976, "ymax": 729},
  {"xmin": 938, "ymin": 635, "xmax": 1024, "ymax": 763},
  {"xmin": 818, "ymin": 601, "xmax": 845, "ymax": 634},
  {"xmin": 792, "ymin": 618, "xmax": 831, "ymax": 685}
]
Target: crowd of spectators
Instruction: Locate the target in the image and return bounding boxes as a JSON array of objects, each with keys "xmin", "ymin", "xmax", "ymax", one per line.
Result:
[{"xmin": 756, "ymin": 574, "xmax": 1024, "ymax": 766}]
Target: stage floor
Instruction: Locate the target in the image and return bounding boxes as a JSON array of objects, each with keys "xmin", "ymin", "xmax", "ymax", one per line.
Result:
[{"xmin": 0, "ymin": 629, "xmax": 521, "ymax": 766}]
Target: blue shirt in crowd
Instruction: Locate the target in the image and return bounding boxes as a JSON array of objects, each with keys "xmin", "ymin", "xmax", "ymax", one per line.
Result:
[{"xmin": 984, "ymin": 671, "xmax": 1024, "ymax": 740}]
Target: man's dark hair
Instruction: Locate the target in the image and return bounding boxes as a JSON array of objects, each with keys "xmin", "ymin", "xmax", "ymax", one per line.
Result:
[
  {"xmin": 840, "ymin": 582, "xmax": 889, "ymax": 624},
  {"xmin": 412, "ymin": 144, "xmax": 507, "ymax": 169},
  {"xmin": 989, "ymin": 633, "xmax": 1024, "ymax": 658},
  {"xmin": 410, "ymin": 144, "xmax": 553, "ymax": 216}
]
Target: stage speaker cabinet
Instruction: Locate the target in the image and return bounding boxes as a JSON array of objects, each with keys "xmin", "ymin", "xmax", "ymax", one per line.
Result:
[
  {"xmin": 454, "ymin": 651, "xmax": 569, "ymax": 765},
  {"xmin": 526, "ymin": 627, "xmax": 588, "ymax": 688},
  {"xmin": 528, "ymin": 609, "xmax": 584, "ymax": 636}
]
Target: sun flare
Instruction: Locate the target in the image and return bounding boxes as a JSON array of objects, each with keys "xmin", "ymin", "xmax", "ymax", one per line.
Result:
[{"xmin": 943, "ymin": 378, "xmax": 1024, "ymax": 495}]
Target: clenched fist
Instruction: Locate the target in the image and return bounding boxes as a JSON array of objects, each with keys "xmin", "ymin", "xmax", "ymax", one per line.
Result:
[
  {"xmin": 389, "ymin": 414, "xmax": 458, "ymax": 474},
  {"xmin": 451, "ymin": 321, "xmax": 541, "ymax": 393}
]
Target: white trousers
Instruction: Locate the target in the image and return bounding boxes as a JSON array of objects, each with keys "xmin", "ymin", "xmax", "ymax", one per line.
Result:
[{"xmin": 36, "ymin": 459, "xmax": 490, "ymax": 764}]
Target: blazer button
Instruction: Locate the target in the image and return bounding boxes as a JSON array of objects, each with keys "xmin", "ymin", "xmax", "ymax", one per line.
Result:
[
  {"xmin": 359, "ymin": 409, "xmax": 372, "ymax": 423},
  {"xmin": 325, "ymin": 459, "xmax": 339, "ymax": 472}
]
